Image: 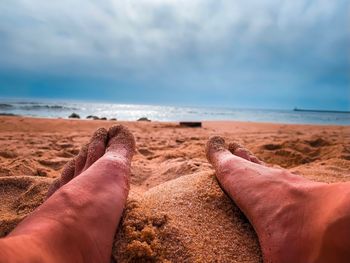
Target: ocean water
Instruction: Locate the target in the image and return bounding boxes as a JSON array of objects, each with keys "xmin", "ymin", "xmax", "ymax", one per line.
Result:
[{"xmin": 0, "ymin": 100, "xmax": 349, "ymax": 125}]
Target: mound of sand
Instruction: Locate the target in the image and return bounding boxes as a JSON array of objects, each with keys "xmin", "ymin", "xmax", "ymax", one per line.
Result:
[{"xmin": 114, "ymin": 172, "xmax": 261, "ymax": 262}]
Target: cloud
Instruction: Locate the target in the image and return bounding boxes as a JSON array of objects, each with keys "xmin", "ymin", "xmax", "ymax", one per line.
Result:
[{"xmin": 0, "ymin": 0, "xmax": 349, "ymax": 109}]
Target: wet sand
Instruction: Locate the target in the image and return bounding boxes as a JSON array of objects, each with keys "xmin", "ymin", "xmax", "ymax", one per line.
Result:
[{"xmin": 0, "ymin": 116, "xmax": 349, "ymax": 262}]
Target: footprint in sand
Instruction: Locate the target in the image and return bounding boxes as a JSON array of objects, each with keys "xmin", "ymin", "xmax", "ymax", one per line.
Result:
[
  {"xmin": 56, "ymin": 142, "xmax": 74, "ymax": 149},
  {"xmin": 8, "ymin": 160, "xmax": 37, "ymax": 177},
  {"xmin": 0, "ymin": 176, "xmax": 52, "ymax": 237},
  {"xmin": 56, "ymin": 150, "xmax": 75, "ymax": 158},
  {"xmin": 175, "ymin": 138, "xmax": 185, "ymax": 144},
  {"xmin": 39, "ymin": 145, "xmax": 51, "ymax": 150},
  {"xmin": 38, "ymin": 158, "xmax": 68, "ymax": 171},
  {"xmin": 0, "ymin": 167, "xmax": 11, "ymax": 177},
  {"xmin": 260, "ymin": 141, "xmax": 316, "ymax": 168},
  {"xmin": 0, "ymin": 150, "xmax": 18, "ymax": 159},
  {"xmin": 67, "ymin": 148, "xmax": 80, "ymax": 155},
  {"xmin": 306, "ymin": 138, "xmax": 330, "ymax": 147},
  {"xmin": 341, "ymin": 155, "xmax": 350, "ymax": 160},
  {"xmin": 138, "ymin": 148, "xmax": 154, "ymax": 157},
  {"xmin": 263, "ymin": 143, "xmax": 282, "ymax": 151}
]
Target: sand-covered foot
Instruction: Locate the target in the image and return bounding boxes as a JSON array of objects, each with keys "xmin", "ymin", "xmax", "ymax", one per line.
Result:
[
  {"xmin": 5, "ymin": 125, "xmax": 136, "ymax": 263},
  {"xmin": 228, "ymin": 142, "xmax": 264, "ymax": 164},
  {"xmin": 206, "ymin": 136, "xmax": 350, "ymax": 263},
  {"xmin": 105, "ymin": 125, "xmax": 136, "ymax": 164},
  {"xmin": 206, "ymin": 136, "xmax": 263, "ymax": 166},
  {"xmin": 46, "ymin": 127, "xmax": 108, "ymax": 197},
  {"xmin": 47, "ymin": 125, "xmax": 136, "ymax": 198}
]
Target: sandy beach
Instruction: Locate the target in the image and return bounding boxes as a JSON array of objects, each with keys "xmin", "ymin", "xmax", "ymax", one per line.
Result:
[{"xmin": 0, "ymin": 116, "xmax": 349, "ymax": 262}]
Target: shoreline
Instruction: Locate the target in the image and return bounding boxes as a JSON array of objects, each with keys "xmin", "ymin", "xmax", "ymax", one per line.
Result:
[
  {"xmin": 294, "ymin": 108, "xmax": 350, "ymax": 114},
  {"xmin": 1, "ymin": 100, "xmax": 349, "ymax": 126},
  {"xmin": 0, "ymin": 115, "xmax": 349, "ymax": 127}
]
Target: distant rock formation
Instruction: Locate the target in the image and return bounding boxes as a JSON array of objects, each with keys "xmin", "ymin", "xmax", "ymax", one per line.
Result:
[
  {"xmin": 179, "ymin": 122, "xmax": 202, "ymax": 128},
  {"xmin": 137, "ymin": 117, "xmax": 151, "ymax": 122},
  {"xmin": 0, "ymin": 113, "xmax": 18, "ymax": 116},
  {"xmin": 68, "ymin": 113, "xmax": 80, "ymax": 119},
  {"xmin": 86, "ymin": 115, "xmax": 99, "ymax": 120}
]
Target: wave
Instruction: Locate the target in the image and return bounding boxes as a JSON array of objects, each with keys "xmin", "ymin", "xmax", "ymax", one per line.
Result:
[
  {"xmin": 0, "ymin": 103, "xmax": 78, "ymax": 111},
  {"xmin": 0, "ymin": 100, "xmax": 347, "ymax": 125},
  {"xmin": 16, "ymin": 101, "xmax": 40, "ymax": 105},
  {"xmin": 19, "ymin": 105, "xmax": 79, "ymax": 110},
  {"xmin": 0, "ymin": 103, "xmax": 14, "ymax": 109}
]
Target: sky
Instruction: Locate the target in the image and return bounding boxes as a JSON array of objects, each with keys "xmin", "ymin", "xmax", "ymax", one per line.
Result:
[{"xmin": 0, "ymin": 0, "xmax": 349, "ymax": 110}]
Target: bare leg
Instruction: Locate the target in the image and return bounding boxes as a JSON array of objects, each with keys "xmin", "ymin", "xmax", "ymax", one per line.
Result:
[
  {"xmin": 206, "ymin": 136, "xmax": 350, "ymax": 263},
  {"xmin": 0, "ymin": 125, "xmax": 135, "ymax": 263}
]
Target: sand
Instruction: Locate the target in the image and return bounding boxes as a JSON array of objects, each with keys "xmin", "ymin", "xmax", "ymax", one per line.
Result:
[{"xmin": 0, "ymin": 116, "xmax": 349, "ymax": 262}]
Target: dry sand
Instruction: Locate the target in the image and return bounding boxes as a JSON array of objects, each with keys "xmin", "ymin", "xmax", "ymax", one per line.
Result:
[{"xmin": 0, "ymin": 116, "xmax": 349, "ymax": 262}]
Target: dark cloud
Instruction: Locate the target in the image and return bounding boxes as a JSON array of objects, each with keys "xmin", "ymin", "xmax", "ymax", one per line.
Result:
[{"xmin": 0, "ymin": 0, "xmax": 349, "ymax": 109}]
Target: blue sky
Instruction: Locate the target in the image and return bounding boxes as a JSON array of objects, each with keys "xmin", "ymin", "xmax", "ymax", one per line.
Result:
[{"xmin": 0, "ymin": 0, "xmax": 349, "ymax": 110}]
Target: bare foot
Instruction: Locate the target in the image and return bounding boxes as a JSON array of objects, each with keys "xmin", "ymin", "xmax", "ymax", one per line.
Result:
[
  {"xmin": 206, "ymin": 136, "xmax": 350, "ymax": 263},
  {"xmin": 46, "ymin": 127, "xmax": 108, "ymax": 197},
  {"xmin": 47, "ymin": 125, "xmax": 135, "ymax": 197},
  {"xmin": 1, "ymin": 125, "xmax": 135, "ymax": 263}
]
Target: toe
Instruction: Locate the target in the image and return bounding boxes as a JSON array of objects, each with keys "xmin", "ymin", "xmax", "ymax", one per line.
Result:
[
  {"xmin": 74, "ymin": 143, "xmax": 89, "ymax": 176},
  {"xmin": 233, "ymin": 148, "xmax": 251, "ymax": 161},
  {"xmin": 250, "ymin": 156, "xmax": 264, "ymax": 165},
  {"xmin": 106, "ymin": 125, "xmax": 136, "ymax": 158},
  {"xmin": 46, "ymin": 158, "xmax": 75, "ymax": 198},
  {"xmin": 61, "ymin": 158, "xmax": 76, "ymax": 184},
  {"xmin": 228, "ymin": 142, "xmax": 241, "ymax": 154},
  {"xmin": 46, "ymin": 178, "xmax": 61, "ymax": 199},
  {"xmin": 83, "ymin": 128, "xmax": 108, "ymax": 171},
  {"xmin": 206, "ymin": 136, "xmax": 227, "ymax": 163},
  {"xmin": 228, "ymin": 142, "xmax": 264, "ymax": 165},
  {"xmin": 228, "ymin": 142, "xmax": 250, "ymax": 160}
]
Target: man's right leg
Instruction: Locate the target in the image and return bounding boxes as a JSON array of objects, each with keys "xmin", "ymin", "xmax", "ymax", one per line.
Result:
[{"xmin": 206, "ymin": 136, "xmax": 350, "ymax": 263}]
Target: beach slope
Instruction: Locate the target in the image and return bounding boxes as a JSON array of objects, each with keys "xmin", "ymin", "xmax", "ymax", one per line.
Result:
[{"xmin": 0, "ymin": 117, "xmax": 349, "ymax": 262}]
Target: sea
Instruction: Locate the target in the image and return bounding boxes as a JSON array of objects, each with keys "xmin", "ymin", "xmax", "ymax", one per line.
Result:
[{"xmin": 0, "ymin": 100, "xmax": 349, "ymax": 125}]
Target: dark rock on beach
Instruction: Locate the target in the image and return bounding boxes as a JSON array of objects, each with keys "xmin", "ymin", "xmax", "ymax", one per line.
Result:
[
  {"xmin": 86, "ymin": 115, "xmax": 107, "ymax": 120},
  {"xmin": 137, "ymin": 117, "xmax": 151, "ymax": 122},
  {"xmin": 68, "ymin": 113, "xmax": 80, "ymax": 119},
  {"xmin": 179, "ymin": 122, "xmax": 202, "ymax": 128},
  {"xmin": 86, "ymin": 115, "xmax": 99, "ymax": 120},
  {"xmin": 0, "ymin": 113, "xmax": 18, "ymax": 116}
]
